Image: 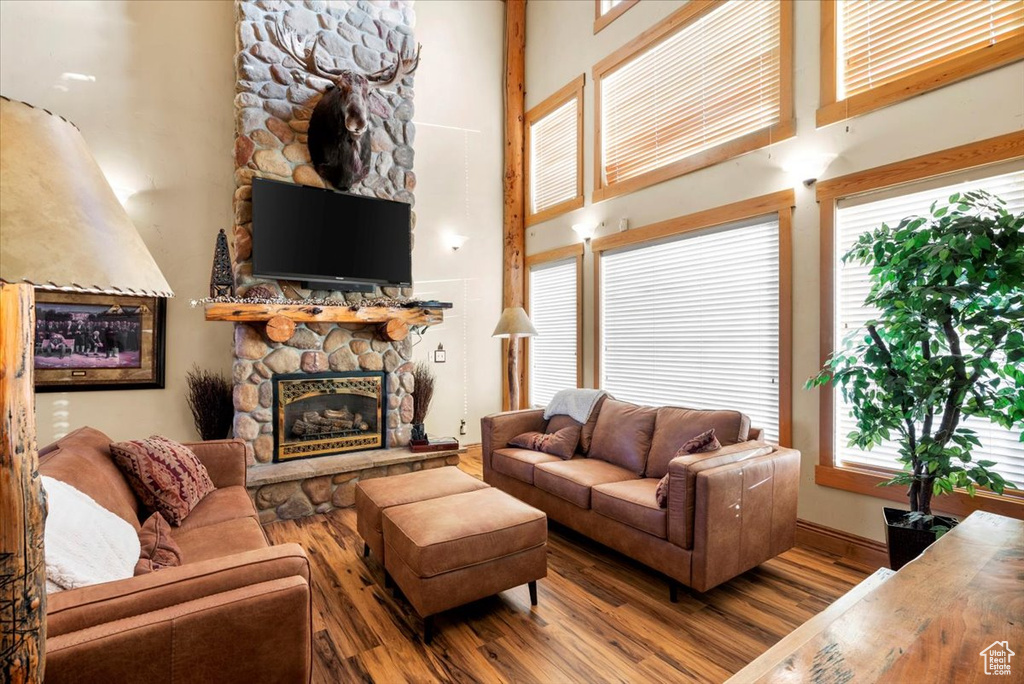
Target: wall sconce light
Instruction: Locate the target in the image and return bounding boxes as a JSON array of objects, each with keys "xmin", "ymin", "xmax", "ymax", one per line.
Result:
[
  {"xmin": 782, "ymin": 152, "xmax": 838, "ymax": 187},
  {"xmin": 572, "ymin": 222, "xmax": 600, "ymax": 242},
  {"xmin": 447, "ymin": 234, "xmax": 469, "ymax": 251}
]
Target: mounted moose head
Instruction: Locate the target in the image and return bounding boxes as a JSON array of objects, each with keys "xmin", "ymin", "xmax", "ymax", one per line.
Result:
[{"xmin": 270, "ymin": 25, "xmax": 420, "ymax": 191}]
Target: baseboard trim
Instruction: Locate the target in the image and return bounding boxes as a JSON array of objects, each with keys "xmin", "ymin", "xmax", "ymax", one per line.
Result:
[{"xmin": 795, "ymin": 519, "xmax": 889, "ymax": 570}]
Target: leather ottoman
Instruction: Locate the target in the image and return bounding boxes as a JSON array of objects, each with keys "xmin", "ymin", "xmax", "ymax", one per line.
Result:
[
  {"xmin": 382, "ymin": 487, "xmax": 548, "ymax": 643},
  {"xmin": 355, "ymin": 466, "xmax": 489, "ymax": 561}
]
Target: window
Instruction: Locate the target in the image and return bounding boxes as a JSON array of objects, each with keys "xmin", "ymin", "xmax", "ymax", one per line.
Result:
[
  {"xmin": 595, "ymin": 0, "xmax": 639, "ymax": 33},
  {"xmin": 819, "ymin": 0, "xmax": 1024, "ymax": 126},
  {"xmin": 816, "ymin": 132, "xmax": 1024, "ymax": 518},
  {"xmin": 597, "ymin": 200, "xmax": 791, "ymax": 442},
  {"xmin": 527, "ymin": 247, "xmax": 582, "ymax": 407},
  {"xmin": 594, "ymin": 0, "xmax": 793, "ymax": 201},
  {"xmin": 834, "ymin": 168, "xmax": 1024, "ymax": 488},
  {"xmin": 525, "ymin": 75, "xmax": 584, "ymax": 226}
]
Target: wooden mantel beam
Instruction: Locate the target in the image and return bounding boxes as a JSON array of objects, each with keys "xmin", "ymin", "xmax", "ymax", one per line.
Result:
[
  {"xmin": 1, "ymin": 283, "xmax": 47, "ymax": 683},
  {"xmin": 503, "ymin": 0, "xmax": 527, "ymax": 410}
]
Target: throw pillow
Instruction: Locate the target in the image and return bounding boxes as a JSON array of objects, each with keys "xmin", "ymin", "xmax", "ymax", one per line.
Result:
[
  {"xmin": 42, "ymin": 475, "xmax": 140, "ymax": 591},
  {"xmin": 655, "ymin": 429, "xmax": 722, "ymax": 508},
  {"xmin": 509, "ymin": 424, "xmax": 581, "ymax": 459},
  {"xmin": 134, "ymin": 512, "xmax": 183, "ymax": 575},
  {"xmin": 110, "ymin": 436, "xmax": 215, "ymax": 526}
]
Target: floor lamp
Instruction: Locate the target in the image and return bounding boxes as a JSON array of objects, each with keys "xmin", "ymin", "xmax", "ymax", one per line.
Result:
[
  {"xmin": 0, "ymin": 97, "xmax": 173, "ymax": 682},
  {"xmin": 492, "ymin": 307, "xmax": 537, "ymax": 412}
]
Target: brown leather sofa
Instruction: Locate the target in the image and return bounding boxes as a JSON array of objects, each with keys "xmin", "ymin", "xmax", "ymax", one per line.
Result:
[
  {"xmin": 39, "ymin": 427, "xmax": 311, "ymax": 684},
  {"xmin": 481, "ymin": 399, "xmax": 800, "ymax": 596}
]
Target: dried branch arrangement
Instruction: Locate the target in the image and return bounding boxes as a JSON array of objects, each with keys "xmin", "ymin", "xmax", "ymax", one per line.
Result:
[
  {"xmin": 185, "ymin": 365, "xmax": 234, "ymax": 441},
  {"xmin": 411, "ymin": 361, "xmax": 436, "ymax": 425}
]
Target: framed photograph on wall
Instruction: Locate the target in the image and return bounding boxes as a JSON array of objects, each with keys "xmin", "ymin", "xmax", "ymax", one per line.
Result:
[{"xmin": 33, "ymin": 291, "xmax": 166, "ymax": 392}]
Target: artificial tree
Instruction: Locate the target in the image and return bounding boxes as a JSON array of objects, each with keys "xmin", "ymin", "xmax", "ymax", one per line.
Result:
[{"xmin": 808, "ymin": 190, "xmax": 1024, "ymax": 518}]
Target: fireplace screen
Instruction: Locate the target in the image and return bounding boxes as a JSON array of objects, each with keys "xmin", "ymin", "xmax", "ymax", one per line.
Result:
[{"xmin": 273, "ymin": 371, "xmax": 386, "ymax": 462}]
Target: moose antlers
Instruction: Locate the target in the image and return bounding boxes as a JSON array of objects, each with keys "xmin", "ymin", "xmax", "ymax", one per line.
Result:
[
  {"xmin": 365, "ymin": 45, "xmax": 422, "ymax": 88},
  {"xmin": 269, "ymin": 24, "xmax": 421, "ymax": 87}
]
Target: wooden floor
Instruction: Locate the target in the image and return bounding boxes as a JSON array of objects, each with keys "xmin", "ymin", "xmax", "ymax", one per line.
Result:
[{"xmin": 265, "ymin": 448, "xmax": 872, "ymax": 684}]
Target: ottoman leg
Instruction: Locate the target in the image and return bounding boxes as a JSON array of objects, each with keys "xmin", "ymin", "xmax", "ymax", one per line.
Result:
[
  {"xmin": 363, "ymin": 543, "xmax": 370, "ymax": 558},
  {"xmin": 423, "ymin": 615, "xmax": 434, "ymax": 645},
  {"xmin": 384, "ymin": 571, "xmax": 393, "ymax": 590},
  {"xmin": 528, "ymin": 580, "xmax": 538, "ymax": 606}
]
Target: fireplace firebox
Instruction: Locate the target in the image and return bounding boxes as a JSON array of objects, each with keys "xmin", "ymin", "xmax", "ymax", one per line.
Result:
[{"xmin": 272, "ymin": 371, "xmax": 386, "ymax": 462}]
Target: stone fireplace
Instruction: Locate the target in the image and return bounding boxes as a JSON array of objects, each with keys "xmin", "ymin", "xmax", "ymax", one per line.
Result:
[
  {"xmin": 226, "ymin": 1, "xmax": 460, "ymax": 524},
  {"xmin": 273, "ymin": 371, "xmax": 386, "ymax": 462}
]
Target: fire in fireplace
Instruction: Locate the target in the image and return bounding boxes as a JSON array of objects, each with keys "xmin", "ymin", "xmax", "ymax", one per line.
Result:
[{"xmin": 272, "ymin": 371, "xmax": 386, "ymax": 462}]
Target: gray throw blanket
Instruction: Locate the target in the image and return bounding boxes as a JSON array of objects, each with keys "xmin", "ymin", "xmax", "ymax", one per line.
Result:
[{"xmin": 543, "ymin": 388, "xmax": 609, "ymax": 423}]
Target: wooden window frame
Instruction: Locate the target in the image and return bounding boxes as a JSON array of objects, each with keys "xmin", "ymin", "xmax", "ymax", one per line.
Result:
[
  {"xmin": 525, "ymin": 75, "xmax": 585, "ymax": 227},
  {"xmin": 594, "ymin": 0, "xmax": 639, "ymax": 34},
  {"xmin": 524, "ymin": 243, "xmax": 585, "ymax": 406},
  {"xmin": 592, "ymin": 0, "xmax": 794, "ymax": 203},
  {"xmin": 818, "ymin": 0, "xmax": 1024, "ymax": 128},
  {"xmin": 815, "ymin": 130, "xmax": 1024, "ymax": 519},
  {"xmin": 592, "ymin": 190, "xmax": 794, "ymax": 446}
]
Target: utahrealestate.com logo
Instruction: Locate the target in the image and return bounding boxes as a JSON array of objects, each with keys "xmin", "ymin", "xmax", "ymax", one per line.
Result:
[{"xmin": 980, "ymin": 641, "xmax": 1015, "ymax": 676}]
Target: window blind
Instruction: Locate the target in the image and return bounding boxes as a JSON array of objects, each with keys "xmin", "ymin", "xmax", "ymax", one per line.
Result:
[
  {"xmin": 529, "ymin": 259, "xmax": 579, "ymax": 408},
  {"xmin": 600, "ymin": 0, "xmax": 781, "ymax": 187},
  {"xmin": 600, "ymin": 220, "xmax": 780, "ymax": 441},
  {"xmin": 837, "ymin": 0, "xmax": 1024, "ymax": 99},
  {"xmin": 834, "ymin": 168, "xmax": 1024, "ymax": 488},
  {"xmin": 529, "ymin": 98, "xmax": 579, "ymax": 216}
]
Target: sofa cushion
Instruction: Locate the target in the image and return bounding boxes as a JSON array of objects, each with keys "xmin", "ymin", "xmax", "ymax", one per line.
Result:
[
  {"xmin": 491, "ymin": 447, "xmax": 561, "ymax": 485},
  {"xmin": 655, "ymin": 429, "xmax": 722, "ymax": 507},
  {"xmin": 110, "ymin": 436, "xmax": 216, "ymax": 526},
  {"xmin": 587, "ymin": 399, "xmax": 658, "ymax": 475},
  {"xmin": 579, "ymin": 393, "xmax": 609, "ymax": 454},
  {"xmin": 592, "ymin": 479, "xmax": 666, "ymax": 538},
  {"xmin": 39, "ymin": 426, "xmax": 142, "ymax": 531},
  {"xmin": 382, "ymin": 488, "xmax": 547, "ymax": 578},
  {"xmin": 135, "ymin": 512, "xmax": 183, "ymax": 575},
  {"xmin": 171, "ymin": 516, "xmax": 268, "ymax": 564},
  {"xmin": 509, "ymin": 423, "xmax": 580, "ymax": 459},
  {"xmin": 645, "ymin": 407, "xmax": 751, "ymax": 478},
  {"xmin": 534, "ymin": 459, "xmax": 638, "ymax": 509},
  {"xmin": 174, "ymin": 486, "xmax": 258, "ymax": 532}
]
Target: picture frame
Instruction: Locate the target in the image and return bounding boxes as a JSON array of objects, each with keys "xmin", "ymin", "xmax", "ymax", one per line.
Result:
[{"xmin": 33, "ymin": 291, "xmax": 166, "ymax": 392}]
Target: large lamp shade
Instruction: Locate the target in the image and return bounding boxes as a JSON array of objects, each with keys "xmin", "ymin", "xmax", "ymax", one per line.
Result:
[
  {"xmin": 0, "ymin": 97, "xmax": 172, "ymax": 297},
  {"xmin": 491, "ymin": 307, "xmax": 538, "ymax": 338}
]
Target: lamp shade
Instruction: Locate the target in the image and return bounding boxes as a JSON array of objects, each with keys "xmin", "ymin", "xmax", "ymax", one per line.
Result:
[
  {"xmin": 0, "ymin": 97, "xmax": 173, "ymax": 297},
  {"xmin": 491, "ymin": 307, "xmax": 538, "ymax": 338}
]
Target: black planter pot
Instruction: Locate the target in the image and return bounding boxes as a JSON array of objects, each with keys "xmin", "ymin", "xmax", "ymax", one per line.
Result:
[
  {"xmin": 411, "ymin": 422, "xmax": 427, "ymax": 442},
  {"xmin": 883, "ymin": 507, "xmax": 958, "ymax": 571}
]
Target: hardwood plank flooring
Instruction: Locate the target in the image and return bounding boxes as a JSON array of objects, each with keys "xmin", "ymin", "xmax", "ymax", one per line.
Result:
[{"xmin": 265, "ymin": 448, "xmax": 871, "ymax": 683}]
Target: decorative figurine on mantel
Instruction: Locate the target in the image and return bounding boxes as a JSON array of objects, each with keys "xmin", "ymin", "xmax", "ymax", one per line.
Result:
[{"xmin": 209, "ymin": 228, "xmax": 234, "ymax": 298}]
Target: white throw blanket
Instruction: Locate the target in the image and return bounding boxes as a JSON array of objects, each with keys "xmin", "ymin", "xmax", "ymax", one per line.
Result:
[
  {"xmin": 543, "ymin": 389, "xmax": 609, "ymax": 423},
  {"xmin": 42, "ymin": 476, "xmax": 140, "ymax": 592}
]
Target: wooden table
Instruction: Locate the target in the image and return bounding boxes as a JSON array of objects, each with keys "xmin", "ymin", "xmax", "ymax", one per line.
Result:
[{"xmin": 729, "ymin": 511, "xmax": 1024, "ymax": 683}]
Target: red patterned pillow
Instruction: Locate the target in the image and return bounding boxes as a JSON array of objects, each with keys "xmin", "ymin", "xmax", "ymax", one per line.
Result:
[
  {"xmin": 656, "ymin": 428, "xmax": 722, "ymax": 508},
  {"xmin": 509, "ymin": 424, "xmax": 581, "ymax": 460},
  {"xmin": 110, "ymin": 436, "xmax": 215, "ymax": 525},
  {"xmin": 134, "ymin": 512, "xmax": 183, "ymax": 575}
]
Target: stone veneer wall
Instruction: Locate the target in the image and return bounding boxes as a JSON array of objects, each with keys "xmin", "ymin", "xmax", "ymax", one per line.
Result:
[{"xmin": 229, "ymin": 0, "xmax": 421, "ymax": 494}]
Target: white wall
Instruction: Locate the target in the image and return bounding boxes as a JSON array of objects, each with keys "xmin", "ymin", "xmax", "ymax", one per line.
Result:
[
  {"xmin": 1, "ymin": 0, "xmax": 236, "ymax": 445},
  {"xmin": 406, "ymin": 0, "xmax": 505, "ymax": 444},
  {"xmin": 2, "ymin": 0, "xmax": 506, "ymax": 447},
  {"xmin": 525, "ymin": 0, "xmax": 1024, "ymax": 541}
]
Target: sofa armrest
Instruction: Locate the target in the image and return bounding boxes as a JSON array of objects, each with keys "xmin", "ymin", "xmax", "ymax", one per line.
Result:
[
  {"xmin": 689, "ymin": 446, "xmax": 800, "ymax": 592},
  {"xmin": 47, "ymin": 543, "xmax": 309, "ymax": 637},
  {"xmin": 183, "ymin": 438, "xmax": 247, "ymax": 488},
  {"xmin": 666, "ymin": 442, "xmax": 775, "ymax": 549},
  {"xmin": 45, "ymin": 576, "xmax": 311, "ymax": 684},
  {"xmin": 480, "ymin": 409, "xmax": 547, "ymax": 477}
]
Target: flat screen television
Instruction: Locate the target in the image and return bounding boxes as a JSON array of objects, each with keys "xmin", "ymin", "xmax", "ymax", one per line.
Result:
[{"xmin": 252, "ymin": 177, "xmax": 412, "ymax": 290}]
